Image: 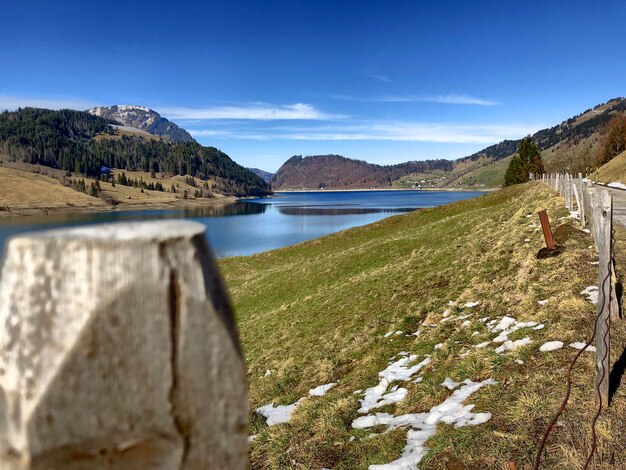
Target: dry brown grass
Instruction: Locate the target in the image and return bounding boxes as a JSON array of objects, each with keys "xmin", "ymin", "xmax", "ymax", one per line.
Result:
[
  {"xmin": 596, "ymin": 150, "xmax": 626, "ymax": 184},
  {"xmin": 0, "ymin": 167, "xmax": 105, "ymax": 212}
]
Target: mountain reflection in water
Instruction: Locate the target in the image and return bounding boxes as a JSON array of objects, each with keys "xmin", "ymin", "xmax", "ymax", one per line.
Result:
[
  {"xmin": 0, "ymin": 190, "xmax": 482, "ymax": 258},
  {"xmin": 276, "ymin": 206, "xmax": 414, "ymax": 216}
]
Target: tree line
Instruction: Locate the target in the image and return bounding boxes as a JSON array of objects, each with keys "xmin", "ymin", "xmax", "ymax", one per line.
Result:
[{"xmin": 0, "ymin": 107, "xmax": 271, "ymax": 197}]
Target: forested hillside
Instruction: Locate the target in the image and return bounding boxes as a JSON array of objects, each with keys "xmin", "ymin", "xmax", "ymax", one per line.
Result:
[
  {"xmin": 271, "ymin": 154, "xmax": 453, "ymax": 190},
  {"xmin": 0, "ymin": 108, "xmax": 270, "ymax": 197}
]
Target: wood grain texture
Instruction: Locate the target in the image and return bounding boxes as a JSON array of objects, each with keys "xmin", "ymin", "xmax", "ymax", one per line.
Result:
[{"xmin": 0, "ymin": 221, "xmax": 247, "ymax": 469}]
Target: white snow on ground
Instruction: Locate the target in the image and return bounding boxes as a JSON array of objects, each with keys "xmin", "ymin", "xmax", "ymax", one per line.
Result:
[
  {"xmin": 608, "ymin": 182, "xmax": 626, "ymax": 190},
  {"xmin": 570, "ymin": 211, "xmax": 580, "ymax": 220},
  {"xmin": 488, "ymin": 316, "xmax": 539, "ymax": 343},
  {"xmin": 248, "ymin": 434, "xmax": 258, "ymax": 442},
  {"xmin": 258, "ymin": 382, "xmax": 338, "ymax": 425},
  {"xmin": 494, "ymin": 337, "xmax": 532, "ymax": 353},
  {"xmin": 581, "ymin": 286, "xmax": 599, "ymax": 304},
  {"xmin": 539, "ymin": 341, "xmax": 564, "ymax": 352},
  {"xmin": 384, "ymin": 330, "xmax": 403, "ymax": 338},
  {"xmin": 256, "ymin": 400, "xmax": 303, "ymax": 426},
  {"xmin": 475, "ymin": 341, "xmax": 491, "ymax": 348},
  {"xmin": 434, "ymin": 343, "xmax": 443, "ymax": 350},
  {"xmin": 570, "ymin": 342, "xmax": 596, "ymax": 352},
  {"xmin": 353, "ymin": 378, "xmax": 497, "ymax": 470},
  {"xmin": 264, "ymin": 369, "xmax": 272, "ymax": 378},
  {"xmin": 538, "ymin": 300, "xmax": 549, "ymax": 306},
  {"xmin": 442, "ymin": 377, "xmax": 461, "ymax": 390},
  {"xmin": 515, "ymin": 359, "xmax": 524, "ymax": 365},
  {"xmin": 358, "ymin": 356, "xmax": 431, "ymax": 413},
  {"xmin": 463, "ymin": 301, "xmax": 480, "ymax": 308},
  {"xmin": 309, "ymin": 383, "xmax": 336, "ymax": 396}
]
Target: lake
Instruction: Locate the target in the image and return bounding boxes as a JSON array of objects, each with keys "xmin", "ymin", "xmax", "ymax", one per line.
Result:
[{"xmin": 0, "ymin": 190, "xmax": 482, "ymax": 259}]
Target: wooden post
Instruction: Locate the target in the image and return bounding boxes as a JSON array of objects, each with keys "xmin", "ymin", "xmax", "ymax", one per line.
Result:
[
  {"xmin": 572, "ymin": 183, "xmax": 582, "ymax": 222},
  {"xmin": 578, "ymin": 173, "xmax": 586, "ymax": 227},
  {"xmin": 0, "ymin": 221, "xmax": 248, "ymax": 469},
  {"xmin": 594, "ymin": 191, "xmax": 612, "ymax": 405},
  {"xmin": 568, "ymin": 173, "xmax": 573, "ymax": 211},
  {"xmin": 538, "ymin": 210, "xmax": 555, "ymax": 250}
]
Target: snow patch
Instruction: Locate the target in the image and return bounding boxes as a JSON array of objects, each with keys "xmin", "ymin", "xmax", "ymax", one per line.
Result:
[
  {"xmin": 463, "ymin": 301, "xmax": 480, "ymax": 308},
  {"xmin": 539, "ymin": 341, "xmax": 564, "ymax": 352},
  {"xmin": 569, "ymin": 342, "xmax": 596, "ymax": 352},
  {"xmin": 309, "ymin": 383, "xmax": 336, "ymax": 397},
  {"xmin": 358, "ymin": 356, "xmax": 431, "ymax": 413},
  {"xmin": 580, "ymin": 286, "xmax": 599, "ymax": 305},
  {"xmin": 353, "ymin": 379, "xmax": 497, "ymax": 469},
  {"xmin": 256, "ymin": 400, "xmax": 302, "ymax": 426},
  {"xmin": 538, "ymin": 300, "xmax": 548, "ymax": 306},
  {"xmin": 608, "ymin": 182, "xmax": 626, "ymax": 190},
  {"xmin": 494, "ymin": 337, "xmax": 532, "ymax": 353}
]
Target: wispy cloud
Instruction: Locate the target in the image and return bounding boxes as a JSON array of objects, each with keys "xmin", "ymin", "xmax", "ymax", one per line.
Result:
[
  {"xmin": 0, "ymin": 93, "xmax": 99, "ymax": 111},
  {"xmin": 189, "ymin": 121, "xmax": 538, "ymax": 144},
  {"xmin": 332, "ymin": 93, "xmax": 501, "ymax": 106},
  {"xmin": 157, "ymin": 102, "xmax": 346, "ymax": 121},
  {"xmin": 368, "ymin": 74, "xmax": 392, "ymax": 83}
]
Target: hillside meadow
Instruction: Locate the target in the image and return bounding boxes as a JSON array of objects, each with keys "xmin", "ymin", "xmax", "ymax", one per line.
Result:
[{"xmin": 221, "ymin": 183, "xmax": 626, "ymax": 469}]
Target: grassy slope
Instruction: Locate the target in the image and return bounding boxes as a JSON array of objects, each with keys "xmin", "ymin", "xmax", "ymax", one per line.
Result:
[
  {"xmin": 0, "ymin": 166, "xmax": 232, "ymax": 214},
  {"xmin": 0, "ymin": 167, "xmax": 105, "ymax": 211},
  {"xmin": 596, "ymin": 150, "xmax": 626, "ymax": 184},
  {"xmin": 221, "ymin": 183, "xmax": 626, "ymax": 469},
  {"xmin": 393, "ymin": 156, "xmax": 508, "ymax": 190}
]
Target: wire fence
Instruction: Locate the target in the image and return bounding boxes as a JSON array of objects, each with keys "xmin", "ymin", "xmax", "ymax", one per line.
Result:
[{"xmin": 532, "ymin": 172, "xmax": 617, "ymax": 468}]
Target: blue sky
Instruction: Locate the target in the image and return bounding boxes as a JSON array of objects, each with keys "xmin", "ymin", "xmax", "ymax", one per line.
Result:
[{"xmin": 1, "ymin": 1, "xmax": 625, "ymax": 172}]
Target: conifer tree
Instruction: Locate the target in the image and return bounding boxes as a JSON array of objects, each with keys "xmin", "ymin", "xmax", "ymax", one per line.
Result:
[{"xmin": 504, "ymin": 136, "xmax": 544, "ymax": 186}]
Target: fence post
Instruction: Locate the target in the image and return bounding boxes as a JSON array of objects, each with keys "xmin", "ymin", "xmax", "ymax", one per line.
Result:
[
  {"xmin": 568, "ymin": 173, "xmax": 573, "ymax": 211},
  {"xmin": 578, "ymin": 173, "xmax": 586, "ymax": 226},
  {"xmin": 538, "ymin": 210, "xmax": 555, "ymax": 250},
  {"xmin": 594, "ymin": 191, "xmax": 612, "ymax": 405},
  {"xmin": 0, "ymin": 221, "xmax": 248, "ymax": 469}
]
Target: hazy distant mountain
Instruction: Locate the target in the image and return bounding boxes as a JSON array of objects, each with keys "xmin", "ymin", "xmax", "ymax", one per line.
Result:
[
  {"xmin": 248, "ymin": 168, "xmax": 274, "ymax": 183},
  {"xmin": 88, "ymin": 105, "xmax": 194, "ymax": 143},
  {"xmin": 271, "ymin": 154, "xmax": 453, "ymax": 190}
]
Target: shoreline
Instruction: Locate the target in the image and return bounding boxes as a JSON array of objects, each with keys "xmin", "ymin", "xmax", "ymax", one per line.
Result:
[
  {"xmin": 273, "ymin": 187, "xmax": 497, "ymax": 193},
  {"xmin": 0, "ymin": 196, "xmax": 239, "ymax": 218}
]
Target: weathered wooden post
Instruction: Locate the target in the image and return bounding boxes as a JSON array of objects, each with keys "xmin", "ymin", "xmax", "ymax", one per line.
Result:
[
  {"xmin": 0, "ymin": 221, "xmax": 247, "ymax": 469},
  {"xmin": 578, "ymin": 173, "xmax": 586, "ymax": 226},
  {"xmin": 554, "ymin": 173, "xmax": 560, "ymax": 192},
  {"xmin": 538, "ymin": 210, "xmax": 555, "ymax": 250},
  {"xmin": 593, "ymin": 191, "xmax": 612, "ymax": 405},
  {"xmin": 572, "ymin": 182, "xmax": 582, "ymax": 221},
  {"xmin": 567, "ymin": 173, "xmax": 573, "ymax": 211}
]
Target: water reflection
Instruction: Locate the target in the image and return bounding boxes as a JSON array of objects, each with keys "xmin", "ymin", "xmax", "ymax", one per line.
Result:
[
  {"xmin": 0, "ymin": 190, "xmax": 483, "ymax": 258},
  {"xmin": 277, "ymin": 207, "xmax": 413, "ymax": 216}
]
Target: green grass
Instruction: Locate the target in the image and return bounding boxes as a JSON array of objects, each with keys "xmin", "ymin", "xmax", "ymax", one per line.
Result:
[{"xmin": 220, "ymin": 183, "xmax": 626, "ymax": 469}]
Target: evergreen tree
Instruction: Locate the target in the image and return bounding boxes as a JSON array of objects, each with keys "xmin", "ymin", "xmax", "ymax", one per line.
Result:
[{"xmin": 504, "ymin": 136, "xmax": 544, "ymax": 186}]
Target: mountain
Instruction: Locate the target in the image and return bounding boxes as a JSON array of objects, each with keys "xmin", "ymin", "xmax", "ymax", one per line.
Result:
[
  {"xmin": 248, "ymin": 168, "xmax": 274, "ymax": 183},
  {"xmin": 272, "ymin": 98, "xmax": 626, "ymax": 191},
  {"xmin": 88, "ymin": 105, "xmax": 195, "ymax": 143},
  {"xmin": 0, "ymin": 107, "xmax": 270, "ymax": 197},
  {"xmin": 271, "ymin": 155, "xmax": 453, "ymax": 190}
]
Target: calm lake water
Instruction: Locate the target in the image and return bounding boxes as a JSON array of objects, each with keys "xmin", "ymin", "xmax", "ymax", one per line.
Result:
[{"xmin": 0, "ymin": 190, "xmax": 482, "ymax": 259}]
